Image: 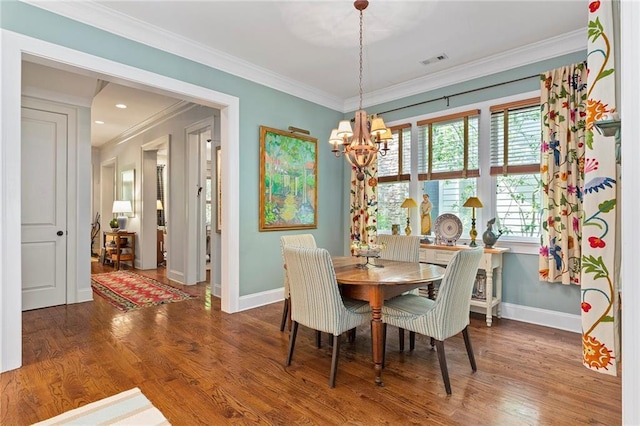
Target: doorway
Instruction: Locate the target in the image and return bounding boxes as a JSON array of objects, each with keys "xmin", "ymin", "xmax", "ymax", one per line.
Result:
[{"xmin": 1, "ymin": 32, "xmax": 241, "ymax": 372}]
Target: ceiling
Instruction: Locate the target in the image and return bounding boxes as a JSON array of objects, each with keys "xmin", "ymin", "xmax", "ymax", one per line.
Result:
[{"xmin": 22, "ymin": 0, "xmax": 588, "ymax": 146}]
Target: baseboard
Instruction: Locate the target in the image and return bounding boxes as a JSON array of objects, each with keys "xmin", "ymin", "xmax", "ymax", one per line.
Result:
[
  {"xmin": 499, "ymin": 302, "xmax": 581, "ymax": 333},
  {"xmin": 211, "ymin": 283, "xmax": 221, "ymax": 298},
  {"xmin": 167, "ymin": 269, "xmax": 184, "ymax": 284},
  {"xmin": 237, "ymin": 287, "xmax": 284, "ymax": 312},
  {"xmin": 76, "ymin": 288, "xmax": 94, "ymax": 304}
]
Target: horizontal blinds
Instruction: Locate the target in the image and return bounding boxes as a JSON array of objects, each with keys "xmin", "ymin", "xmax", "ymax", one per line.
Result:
[
  {"xmin": 417, "ymin": 110, "xmax": 480, "ymax": 181},
  {"xmin": 490, "ymin": 99, "xmax": 541, "ymax": 176},
  {"xmin": 378, "ymin": 124, "xmax": 411, "ymax": 182}
]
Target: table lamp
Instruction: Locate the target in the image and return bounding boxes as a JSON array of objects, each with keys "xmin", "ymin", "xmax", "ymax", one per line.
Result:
[
  {"xmin": 401, "ymin": 197, "xmax": 418, "ymax": 235},
  {"xmin": 112, "ymin": 200, "xmax": 132, "ymax": 231},
  {"xmin": 463, "ymin": 196, "xmax": 483, "ymax": 247}
]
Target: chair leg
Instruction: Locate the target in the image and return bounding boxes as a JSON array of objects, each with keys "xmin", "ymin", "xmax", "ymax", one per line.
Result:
[
  {"xmin": 316, "ymin": 330, "xmax": 322, "ymax": 348},
  {"xmin": 329, "ymin": 334, "xmax": 341, "ymax": 388},
  {"xmin": 286, "ymin": 321, "xmax": 299, "ymax": 366},
  {"xmin": 434, "ymin": 340, "xmax": 452, "ymax": 395},
  {"xmin": 398, "ymin": 327, "xmax": 405, "ymax": 351},
  {"xmin": 409, "ymin": 332, "xmax": 416, "ymax": 351},
  {"xmin": 462, "ymin": 326, "xmax": 477, "ymax": 372},
  {"xmin": 348, "ymin": 328, "xmax": 356, "ymax": 343},
  {"xmin": 280, "ymin": 298, "xmax": 289, "ymax": 332}
]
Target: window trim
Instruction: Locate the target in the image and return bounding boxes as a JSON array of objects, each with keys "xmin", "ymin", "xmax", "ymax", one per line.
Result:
[{"xmin": 378, "ymin": 123, "xmax": 411, "ymax": 183}]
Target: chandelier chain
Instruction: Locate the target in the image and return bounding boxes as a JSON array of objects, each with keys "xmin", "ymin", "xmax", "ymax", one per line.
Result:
[{"xmin": 358, "ymin": 7, "xmax": 363, "ymax": 111}]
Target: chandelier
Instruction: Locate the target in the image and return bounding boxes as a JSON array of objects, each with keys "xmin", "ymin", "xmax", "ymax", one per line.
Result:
[{"xmin": 328, "ymin": 0, "xmax": 391, "ymax": 181}]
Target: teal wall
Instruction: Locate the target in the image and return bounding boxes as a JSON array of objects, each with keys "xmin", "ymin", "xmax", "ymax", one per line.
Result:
[
  {"xmin": 2, "ymin": 1, "xmax": 583, "ymax": 312},
  {"xmin": 1, "ymin": 1, "xmax": 346, "ymax": 297}
]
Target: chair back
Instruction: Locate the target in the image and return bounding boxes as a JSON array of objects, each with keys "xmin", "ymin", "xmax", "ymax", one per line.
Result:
[
  {"xmin": 280, "ymin": 234, "xmax": 317, "ymax": 298},
  {"xmin": 377, "ymin": 235, "xmax": 421, "ymax": 263},
  {"xmin": 430, "ymin": 247, "xmax": 483, "ymax": 339},
  {"xmin": 283, "ymin": 246, "xmax": 346, "ymax": 335}
]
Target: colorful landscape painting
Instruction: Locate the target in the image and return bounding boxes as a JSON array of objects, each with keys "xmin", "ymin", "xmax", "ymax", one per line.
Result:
[{"xmin": 259, "ymin": 126, "xmax": 317, "ymax": 231}]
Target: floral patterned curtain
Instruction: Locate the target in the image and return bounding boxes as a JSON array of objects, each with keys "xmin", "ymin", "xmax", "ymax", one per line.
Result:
[
  {"xmin": 539, "ymin": 62, "xmax": 587, "ymax": 285},
  {"xmin": 349, "ymin": 163, "xmax": 378, "ymax": 254},
  {"xmin": 581, "ymin": 0, "xmax": 619, "ymax": 375}
]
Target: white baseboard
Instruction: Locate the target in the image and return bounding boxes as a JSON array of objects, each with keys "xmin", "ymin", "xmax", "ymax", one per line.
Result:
[
  {"xmin": 76, "ymin": 288, "xmax": 94, "ymax": 304},
  {"xmin": 499, "ymin": 302, "xmax": 581, "ymax": 333},
  {"xmin": 167, "ymin": 269, "xmax": 184, "ymax": 284},
  {"xmin": 237, "ymin": 287, "xmax": 284, "ymax": 312},
  {"xmin": 211, "ymin": 283, "xmax": 221, "ymax": 298},
  {"xmin": 234, "ymin": 291, "xmax": 581, "ymax": 334}
]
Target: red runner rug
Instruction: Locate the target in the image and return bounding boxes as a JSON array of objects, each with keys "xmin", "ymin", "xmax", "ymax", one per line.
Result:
[{"xmin": 91, "ymin": 271, "xmax": 195, "ymax": 312}]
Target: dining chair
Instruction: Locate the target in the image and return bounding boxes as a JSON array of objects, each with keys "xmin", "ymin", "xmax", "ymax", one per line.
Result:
[
  {"xmin": 283, "ymin": 246, "xmax": 372, "ymax": 388},
  {"xmin": 382, "ymin": 247, "xmax": 483, "ymax": 394},
  {"xmin": 279, "ymin": 234, "xmax": 317, "ymax": 332},
  {"xmin": 377, "ymin": 234, "xmax": 421, "ymax": 351}
]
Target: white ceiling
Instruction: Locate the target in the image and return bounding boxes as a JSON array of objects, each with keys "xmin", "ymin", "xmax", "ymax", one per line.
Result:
[{"xmin": 22, "ymin": 0, "xmax": 588, "ymax": 145}]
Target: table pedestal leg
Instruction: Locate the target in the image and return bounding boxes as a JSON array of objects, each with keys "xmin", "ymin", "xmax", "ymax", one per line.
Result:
[{"xmin": 369, "ymin": 290, "xmax": 385, "ymax": 386}]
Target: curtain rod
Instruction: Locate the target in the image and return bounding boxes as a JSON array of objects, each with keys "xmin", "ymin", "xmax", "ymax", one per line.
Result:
[{"xmin": 377, "ymin": 74, "xmax": 540, "ymax": 116}]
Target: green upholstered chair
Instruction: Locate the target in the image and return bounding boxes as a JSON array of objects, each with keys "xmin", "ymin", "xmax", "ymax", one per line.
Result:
[
  {"xmin": 382, "ymin": 247, "xmax": 483, "ymax": 394},
  {"xmin": 279, "ymin": 234, "xmax": 317, "ymax": 332},
  {"xmin": 283, "ymin": 246, "xmax": 372, "ymax": 388}
]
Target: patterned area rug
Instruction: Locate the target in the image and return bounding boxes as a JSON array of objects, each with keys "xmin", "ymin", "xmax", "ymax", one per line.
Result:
[
  {"xmin": 33, "ymin": 387, "xmax": 170, "ymax": 425},
  {"xmin": 91, "ymin": 270, "xmax": 195, "ymax": 312}
]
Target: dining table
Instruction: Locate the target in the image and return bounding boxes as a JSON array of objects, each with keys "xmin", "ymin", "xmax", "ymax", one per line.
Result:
[{"xmin": 332, "ymin": 256, "xmax": 446, "ymax": 386}]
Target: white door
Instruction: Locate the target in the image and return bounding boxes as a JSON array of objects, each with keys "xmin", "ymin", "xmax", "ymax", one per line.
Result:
[{"xmin": 21, "ymin": 107, "xmax": 67, "ymax": 310}]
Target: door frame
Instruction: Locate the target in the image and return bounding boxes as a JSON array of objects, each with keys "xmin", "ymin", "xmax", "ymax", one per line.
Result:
[{"xmin": 0, "ymin": 29, "xmax": 241, "ymax": 372}]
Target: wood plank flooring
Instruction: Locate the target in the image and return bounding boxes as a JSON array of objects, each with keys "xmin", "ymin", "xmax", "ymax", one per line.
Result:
[{"xmin": 0, "ymin": 263, "xmax": 621, "ymax": 425}]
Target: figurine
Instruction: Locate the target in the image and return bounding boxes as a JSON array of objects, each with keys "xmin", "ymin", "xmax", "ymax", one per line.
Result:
[
  {"xmin": 482, "ymin": 218, "xmax": 503, "ymax": 248},
  {"xmin": 420, "ymin": 193, "xmax": 433, "ymax": 235}
]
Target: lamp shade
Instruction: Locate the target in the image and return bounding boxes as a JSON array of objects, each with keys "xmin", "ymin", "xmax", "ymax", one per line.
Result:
[
  {"xmin": 401, "ymin": 198, "xmax": 418, "ymax": 209},
  {"xmin": 112, "ymin": 200, "xmax": 132, "ymax": 214},
  {"xmin": 157, "ymin": 200, "xmax": 164, "ymax": 210},
  {"xmin": 336, "ymin": 120, "xmax": 353, "ymax": 138},
  {"xmin": 370, "ymin": 116, "xmax": 388, "ymax": 137},
  {"xmin": 463, "ymin": 197, "xmax": 483, "ymax": 208}
]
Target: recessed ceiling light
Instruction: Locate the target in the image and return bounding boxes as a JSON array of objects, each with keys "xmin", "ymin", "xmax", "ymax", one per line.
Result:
[
  {"xmin": 94, "ymin": 120, "xmax": 105, "ymax": 124},
  {"xmin": 115, "ymin": 104, "xmax": 127, "ymax": 109}
]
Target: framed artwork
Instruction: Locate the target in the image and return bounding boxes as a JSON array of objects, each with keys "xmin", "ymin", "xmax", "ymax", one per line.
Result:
[
  {"xmin": 259, "ymin": 126, "xmax": 317, "ymax": 231},
  {"xmin": 216, "ymin": 146, "xmax": 222, "ymax": 233}
]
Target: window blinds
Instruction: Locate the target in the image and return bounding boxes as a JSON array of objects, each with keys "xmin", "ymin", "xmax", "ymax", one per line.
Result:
[
  {"xmin": 489, "ymin": 98, "xmax": 541, "ymax": 176},
  {"xmin": 417, "ymin": 109, "xmax": 480, "ymax": 181}
]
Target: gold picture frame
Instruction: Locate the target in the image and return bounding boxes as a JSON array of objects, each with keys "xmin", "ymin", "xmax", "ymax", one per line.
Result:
[{"xmin": 259, "ymin": 126, "xmax": 317, "ymax": 231}]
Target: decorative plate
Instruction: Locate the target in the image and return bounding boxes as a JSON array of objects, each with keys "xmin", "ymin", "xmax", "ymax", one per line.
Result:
[{"xmin": 434, "ymin": 213, "xmax": 463, "ymax": 244}]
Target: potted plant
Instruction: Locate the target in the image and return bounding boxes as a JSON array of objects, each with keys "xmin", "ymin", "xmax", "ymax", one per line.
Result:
[{"xmin": 109, "ymin": 218, "xmax": 119, "ymax": 231}]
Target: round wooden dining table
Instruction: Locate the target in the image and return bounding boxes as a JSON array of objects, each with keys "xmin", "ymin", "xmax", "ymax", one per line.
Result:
[{"xmin": 332, "ymin": 256, "xmax": 445, "ymax": 386}]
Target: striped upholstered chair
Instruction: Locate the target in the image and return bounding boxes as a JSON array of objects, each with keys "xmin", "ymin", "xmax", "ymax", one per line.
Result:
[
  {"xmin": 279, "ymin": 234, "xmax": 317, "ymax": 332},
  {"xmin": 283, "ymin": 246, "xmax": 372, "ymax": 388},
  {"xmin": 382, "ymin": 247, "xmax": 483, "ymax": 394},
  {"xmin": 377, "ymin": 234, "xmax": 421, "ymax": 350}
]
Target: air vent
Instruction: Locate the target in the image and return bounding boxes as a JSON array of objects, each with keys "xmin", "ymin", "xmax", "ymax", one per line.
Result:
[{"xmin": 420, "ymin": 53, "xmax": 448, "ymax": 66}]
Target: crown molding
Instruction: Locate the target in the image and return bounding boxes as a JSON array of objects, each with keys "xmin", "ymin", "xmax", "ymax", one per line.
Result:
[
  {"xmin": 23, "ymin": 1, "xmax": 586, "ymax": 115},
  {"xmin": 345, "ymin": 28, "xmax": 588, "ymax": 113},
  {"xmin": 22, "ymin": 0, "xmax": 344, "ymax": 111}
]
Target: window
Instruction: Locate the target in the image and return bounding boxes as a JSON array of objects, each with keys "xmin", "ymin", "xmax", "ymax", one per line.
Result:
[
  {"xmin": 490, "ymin": 98, "xmax": 541, "ymax": 238},
  {"xmin": 377, "ymin": 181, "xmax": 409, "ymax": 232},
  {"xmin": 376, "ymin": 124, "xmax": 411, "ymax": 233},
  {"xmin": 417, "ymin": 110, "xmax": 480, "ymax": 233},
  {"xmin": 378, "ymin": 124, "xmax": 411, "ymax": 182},
  {"xmin": 417, "ymin": 109, "xmax": 480, "ymax": 180}
]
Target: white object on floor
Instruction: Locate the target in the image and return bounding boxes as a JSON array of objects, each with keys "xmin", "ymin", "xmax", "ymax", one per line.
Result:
[{"xmin": 32, "ymin": 387, "xmax": 170, "ymax": 425}]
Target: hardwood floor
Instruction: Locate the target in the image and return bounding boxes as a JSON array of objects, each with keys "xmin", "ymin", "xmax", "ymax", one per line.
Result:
[{"xmin": 1, "ymin": 264, "xmax": 621, "ymax": 425}]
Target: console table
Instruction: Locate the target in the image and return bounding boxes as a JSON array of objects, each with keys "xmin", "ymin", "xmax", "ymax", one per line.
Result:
[
  {"xmin": 420, "ymin": 243, "xmax": 509, "ymax": 326},
  {"xmin": 103, "ymin": 231, "xmax": 136, "ymax": 270}
]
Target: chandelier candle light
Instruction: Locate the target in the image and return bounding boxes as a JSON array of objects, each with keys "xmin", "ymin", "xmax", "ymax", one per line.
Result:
[
  {"xmin": 401, "ymin": 197, "xmax": 418, "ymax": 235},
  {"xmin": 463, "ymin": 196, "xmax": 483, "ymax": 247},
  {"xmin": 328, "ymin": 0, "xmax": 392, "ymax": 181}
]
